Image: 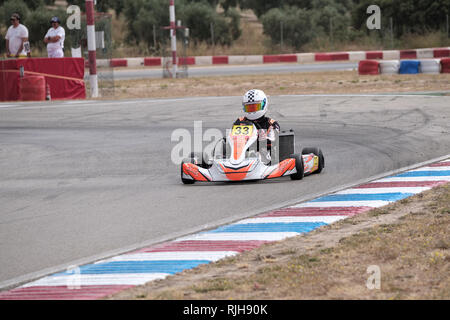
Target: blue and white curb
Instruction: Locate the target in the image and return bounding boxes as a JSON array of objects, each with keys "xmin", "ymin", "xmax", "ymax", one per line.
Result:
[{"xmin": 1, "ymin": 157, "xmax": 449, "ymax": 299}]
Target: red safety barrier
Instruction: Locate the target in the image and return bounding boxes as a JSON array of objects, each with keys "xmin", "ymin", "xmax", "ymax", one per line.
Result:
[
  {"xmin": 433, "ymin": 48, "xmax": 450, "ymax": 58},
  {"xmin": 0, "ymin": 58, "xmax": 85, "ymax": 101},
  {"xmin": 212, "ymin": 56, "xmax": 228, "ymax": 64},
  {"xmin": 279, "ymin": 54, "xmax": 297, "ymax": 62},
  {"xmin": 144, "ymin": 57, "xmax": 162, "ymax": 66},
  {"xmin": 315, "ymin": 53, "xmax": 332, "ymax": 61},
  {"xmin": 358, "ymin": 60, "xmax": 380, "ymax": 75},
  {"xmin": 400, "ymin": 50, "xmax": 417, "ymax": 59},
  {"xmin": 178, "ymin": 57, "xmax": 195, "ymax": 65},
  {"xmin": 20, "ymin": 76, "xmax": 46, "ymax": 101},
  {"xmin": 366, "ymin": 51, "xmax": 383, "ymax": 59},
  {"xmin": 440, "ymin": 58, "xmax": 450, "ymax": 73},
  {"xmin": 263, "ymin": 55, "xmax": 278, "ymax": 63},
  {"xmin": 263, "ymin": 54, "xmax": 297, "ymax": 63},
  {"xmin": 331, "ymin": 53, "xmax": 349, "ymax": 61},
  {"xmin": 110, "ymin": 59, "xmax": 127, "ymax": 67},
  {"xmin": 315, "ymin": 53, "xmax": 349, "ymax": 61}
]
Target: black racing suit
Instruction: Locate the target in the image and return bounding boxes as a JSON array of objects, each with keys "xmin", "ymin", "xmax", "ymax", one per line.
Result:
[{"xmin": 233, "ymin": 116, "xmax": 280, "ymax": 162}]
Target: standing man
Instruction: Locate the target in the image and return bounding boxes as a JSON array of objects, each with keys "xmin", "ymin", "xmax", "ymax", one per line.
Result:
[
  {"xmin": 44, "ymin": 17, "xmax": 65, "ymax": 58},
  {"xmin": 5, "ymin": 13, "xmax": 30, "ymax": 58}
]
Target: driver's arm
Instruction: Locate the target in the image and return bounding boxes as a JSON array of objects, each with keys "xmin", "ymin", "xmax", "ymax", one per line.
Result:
[
  {"xmin": 260, "ymin": 120, "xmax": 280, "ymax": 141},
  {"xmin": 233, "ymin": 117, "xmax": 246, "ymax": 125}
]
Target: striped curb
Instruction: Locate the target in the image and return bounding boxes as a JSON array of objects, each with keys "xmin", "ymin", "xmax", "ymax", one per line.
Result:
[
  {"xmin": 0, "ymin": 158, "xmax": 449, "ymax": 299},
  {"xmin": 93, "ymin": 47, "xmax": 450, "ymax": 68}
]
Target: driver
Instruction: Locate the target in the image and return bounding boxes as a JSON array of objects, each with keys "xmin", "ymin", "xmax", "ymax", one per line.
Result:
[{"xmin": 233, "ymin": 89, "xmax": 280, "ymax": 161}]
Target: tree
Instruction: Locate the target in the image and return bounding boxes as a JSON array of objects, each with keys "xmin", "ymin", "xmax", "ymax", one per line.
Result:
[
  {"xmin": 0, "ymin": 0, "xmax": 30, "ymax": 26},
  {"xmin": 68, "ymin": 0, "xmax": 116, "ymax": 13},
  {"xmin": 123, "ymin": 0, "xmax": 169, "ymax": 48},
  {"xmin": 310, "ymin": 0, "xmax": 352, "ymax": 41},
  {"xmin": 261, "ymin": 6, "xmax": 314, "ymax": 50},
  {"xmin": 21, "ymin": 0, "xmax": 55, "ymax": 11},
  {"xmin": 351, "ymin": 0, "xmax": 450, "ymax": 36},
  {"xmin": 123, "ymin": 0, "xmax": 241, "ymax": 49}
]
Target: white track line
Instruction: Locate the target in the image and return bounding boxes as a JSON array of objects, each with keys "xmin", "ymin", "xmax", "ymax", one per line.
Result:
[
  {"xmin": 96, "ymin": 251, "xmax": 238, "ymax": 263},
  {"xmin": 176, "ymin": 232, "xmax": 300, "ymax": 242},
  {"xmin": 377, "ymin": 176, "xmax": 450, "ymax": 182},
  {"xmin": 235, "ymin": 216, "xmax": 346, "ymax": 224},
  {"xmin": 335, "ymin": 187, "xmax": 431, "ymax": 194},
  {"xmin": 409, "ymin": 166, "xmax": 450, "ymax": 171},
  {"xmin": 22, "ymin": 273, "xmax": 170, "ymax": 287},
  {"xmin": 292, "ymin": 200, "xmax": 391, "ymax": 208}
]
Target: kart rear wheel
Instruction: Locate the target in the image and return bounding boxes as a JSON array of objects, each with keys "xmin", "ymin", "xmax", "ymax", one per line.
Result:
[
  {"xmin": 290, "ymin": 153, "xmax": 304, "ymax": 180},
  {"xmin": 302, "ymin": 147, "xmax": 324, "ymax": 174},
  {"xmin": 181, "ymin": 158, "xmax": 196, "ymax": 184}
]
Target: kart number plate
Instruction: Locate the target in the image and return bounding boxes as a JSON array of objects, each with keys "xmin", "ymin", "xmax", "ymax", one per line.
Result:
[{"xmin": 232, "ymin": 125, "xmax": 253, "ymax": 136}]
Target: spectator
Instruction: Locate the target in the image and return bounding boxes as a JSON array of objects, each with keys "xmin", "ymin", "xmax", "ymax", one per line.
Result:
[
  {"xmin": 44, "ymin": 17, "xmax": 65, "ymax": 58},
  {"xmin": 5, "ymin": 13, "xmax": 30, "ymax": 58}
]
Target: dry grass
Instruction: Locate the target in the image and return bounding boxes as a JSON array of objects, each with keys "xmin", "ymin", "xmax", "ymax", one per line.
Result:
[
  {"xmin": 109, "ymin": 183, "xmax": 450, "ymax": 300},
  {"xmin": 107, "ymin": 71, "xmax": 450, "ymax": 100}
]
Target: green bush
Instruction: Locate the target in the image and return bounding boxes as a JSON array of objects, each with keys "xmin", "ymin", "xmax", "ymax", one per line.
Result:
[
  {"xmin": 123, "ymin": 0, "xmax": 241, "ymax": 49},
  {"xmin": 261, "ymin": 6, "xmax": 314, "ymax": 50},
  {"xmin": 182, "ymin": 1, "xmax": 236, "ymax": 45},
  {"xmin": 225, "ymin": 7, "xmax": 242, "ymax": 41},
  {"xmin": 351, "ymin": 0, "xmax": 450, "ymax": 37},
  {"xmin": 0, "ymin": 0, "xmax": 30, "ymax": 26}
]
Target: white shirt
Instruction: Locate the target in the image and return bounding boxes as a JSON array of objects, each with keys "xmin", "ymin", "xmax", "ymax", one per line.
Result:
[
  {"xmin": 5, "ymin": 24, "xmax": 29, "ymax": 55},
  {"xmin": 44, "ymin": 26, "xmax": 65, "ymax": 52}
]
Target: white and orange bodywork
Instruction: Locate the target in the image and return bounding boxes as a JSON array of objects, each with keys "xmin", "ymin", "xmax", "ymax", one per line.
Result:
[{"xmin": 181, "ymin": 124, "xmax": 320, "ymax": 183}]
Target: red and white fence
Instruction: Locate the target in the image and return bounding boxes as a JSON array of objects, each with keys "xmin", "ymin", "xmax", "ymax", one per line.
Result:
[{"xmin": 94, "ymin": 47, "xmax": 450, "ymax": 69}]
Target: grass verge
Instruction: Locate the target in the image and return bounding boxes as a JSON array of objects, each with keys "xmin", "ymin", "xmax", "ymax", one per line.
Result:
[{"xmin": 108, "ymin": 183, "xmax": 449, "ymax": 300}]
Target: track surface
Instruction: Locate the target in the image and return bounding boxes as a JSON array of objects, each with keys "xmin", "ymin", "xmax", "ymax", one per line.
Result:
[
  {"xmin": 107, "ymin": 62, "xmax": 357, "ymax": 80},
  {"xmin": 1, "ymin": 94, "xmax": 449, "ymax": 288}
]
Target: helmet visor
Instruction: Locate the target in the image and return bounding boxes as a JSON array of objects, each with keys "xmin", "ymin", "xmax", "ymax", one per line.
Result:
[{"xmin": 243, "ymin": 102, "xmax": 264, "ymax": 113}]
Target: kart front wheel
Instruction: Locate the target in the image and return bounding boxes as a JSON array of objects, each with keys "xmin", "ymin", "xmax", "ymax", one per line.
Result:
[
  {"xmin": 290, "ymin": 153, "xmax": 304, "ymax": 180},
  {"xmin": 181, "ymin": 158, "xmax": 196, "ymax": 184}
]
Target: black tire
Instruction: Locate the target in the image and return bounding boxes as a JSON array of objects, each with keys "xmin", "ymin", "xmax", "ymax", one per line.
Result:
[
  {"xmin": 302, "ymin": 147, "xmax": 325, "ymax": 174},
  {"xmin": 290, "ymin": 153, "xmax": 304, "ymax": 180},
  {"xmin": 181, "ymin": 158, "xmax": 196, "ymax": 184}
]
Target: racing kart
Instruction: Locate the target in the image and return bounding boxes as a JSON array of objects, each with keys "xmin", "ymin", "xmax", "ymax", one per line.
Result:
[{"xmin": 181, "ymin": 122, "xmax": 324, "ymax": 184}]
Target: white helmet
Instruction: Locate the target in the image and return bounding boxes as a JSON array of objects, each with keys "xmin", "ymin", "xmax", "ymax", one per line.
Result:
[{"xmin": 242, "ymin": 89, "xmax": 268, "ymax": 120}]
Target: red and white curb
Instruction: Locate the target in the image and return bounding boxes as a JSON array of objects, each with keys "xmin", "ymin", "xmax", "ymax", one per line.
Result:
[
  {"xmin": 96, "ymin": 47, "xmax": 450, "ymax": 68},
  {"xmin": 0, "ymin": 157, "xmax": 449, "ymax": 299}
]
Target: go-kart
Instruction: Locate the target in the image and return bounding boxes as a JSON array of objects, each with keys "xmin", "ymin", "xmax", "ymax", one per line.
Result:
[{"xmin": 181, "ymin": 122, "xmax": 324, "ymax": 184}]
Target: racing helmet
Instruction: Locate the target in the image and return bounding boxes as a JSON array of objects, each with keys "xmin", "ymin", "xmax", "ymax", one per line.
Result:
[{"xmin": 242, "ymin": 89, "xmax": 268, "ymax": 120}]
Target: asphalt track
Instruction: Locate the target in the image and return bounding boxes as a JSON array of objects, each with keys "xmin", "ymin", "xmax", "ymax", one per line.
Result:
[
  {"xmin": 106, "ymin": 62, "xmax": 358, "ymax": 80},
  {"xmin": 1, "ymin": 94, "xmax": 449, "ymax": 289}
]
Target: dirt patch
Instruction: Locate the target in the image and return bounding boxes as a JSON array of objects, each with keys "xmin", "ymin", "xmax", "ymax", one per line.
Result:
[
  {"xmin": 107, "ymin": 70, "xmax": 450, "ymax": 100},
  {"xmin": 108, "ymin": 183, "xmax": 450, "ymax": 300}
]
